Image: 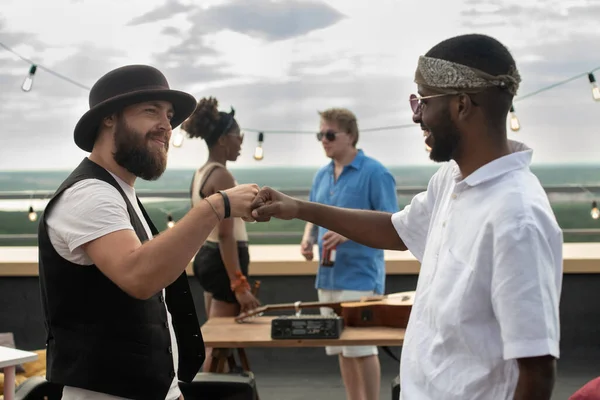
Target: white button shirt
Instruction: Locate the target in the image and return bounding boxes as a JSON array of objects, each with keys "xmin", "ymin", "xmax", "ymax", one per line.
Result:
[{"xmin": 392, "ymin": 141, "xmax": 563, "ymax": 399}]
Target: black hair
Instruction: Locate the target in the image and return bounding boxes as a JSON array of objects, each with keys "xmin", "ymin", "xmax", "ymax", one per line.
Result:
[
  {"xmin": 181, "ymin": 97, "xmax": 238, "ymax": 147},
  {"xmin": 425, "ymin": 34, "xmax": 517, "ymax": 126}
]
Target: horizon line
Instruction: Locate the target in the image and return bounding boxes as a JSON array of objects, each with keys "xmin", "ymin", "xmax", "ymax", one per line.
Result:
[{"xmin": 1, "ymin": 162, "xmax": 600, "ymax": 173}]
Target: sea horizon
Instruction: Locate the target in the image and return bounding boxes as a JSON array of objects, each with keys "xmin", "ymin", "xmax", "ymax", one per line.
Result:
[{"xmin": 1, "ymin": 163, "xmax": 600, "ymax": 194}]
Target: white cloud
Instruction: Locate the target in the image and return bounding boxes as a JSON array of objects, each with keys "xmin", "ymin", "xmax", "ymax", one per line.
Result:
[{"xmin": 0, "ymin": 0, "xmax": 599, "ymax": 171}]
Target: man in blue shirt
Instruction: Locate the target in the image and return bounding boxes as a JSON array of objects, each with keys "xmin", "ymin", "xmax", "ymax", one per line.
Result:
[{"xmin": 300, "ymin": 107, "xmax": 399, "ymax": 400}]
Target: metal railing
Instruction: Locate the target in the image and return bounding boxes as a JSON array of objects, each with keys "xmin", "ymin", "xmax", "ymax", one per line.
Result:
[
  {"xmin": 2, "ymin": 183, "xmax": 600, "ymax": 199},
  {"xmin": 2, "ymin": 184, "xmax": 600, "ymax": 241}
]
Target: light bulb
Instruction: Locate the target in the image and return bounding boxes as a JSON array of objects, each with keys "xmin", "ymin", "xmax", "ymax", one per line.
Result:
[
  {"xmin": 253, "ymin": 145, "xmax": 264, "ymax": 161},
  {"xmin": 172, "ymin": 128, "xmax": 184, "ymax": 147},
  {"xmin": 592, "ymin": 84, "xmax": 600, "ymax": 102},
  {"xmin": 588, "ymin": 73, "xmax": 600, "ymax": 102},
  {"xmin": 253, "ymin": 132, "xmax": 264, "ymax": 161},
  {"xmin": 167, "ymin": 214, "xmax": 175, "ymax": 228},
  {"xmin": 592, "ymin": 202, "xmax": 599, "ymax": 220},
  {"xmin": 28, "ymin": 206, "xmax": 37, "ymax": 222},
  {"xmin": 21, "ymin": 65, "xmax": 37, "ymax": 92},
  {"xmin": 509, "ymin": 105, "xmax": 520, "ymax": 132}
]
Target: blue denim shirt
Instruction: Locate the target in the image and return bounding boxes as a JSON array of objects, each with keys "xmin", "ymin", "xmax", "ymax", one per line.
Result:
[{"xmin": 309, "ymin": 149, "xmax": 399, "ymax": 294}]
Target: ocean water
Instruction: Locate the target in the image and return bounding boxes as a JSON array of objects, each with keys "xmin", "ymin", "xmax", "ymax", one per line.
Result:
[
  {"xmin": 2, "ymin": 165, "xmax": 600, "ymax": 244},
  {"xmin": 2, "ymin": 164, "xmax": 600, "ymax": 193}
]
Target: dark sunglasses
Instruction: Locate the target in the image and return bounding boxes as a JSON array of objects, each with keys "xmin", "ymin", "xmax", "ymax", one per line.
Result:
[{"xmin": 316, "ymin": 130, "xmax": 338, "ymax": 141}]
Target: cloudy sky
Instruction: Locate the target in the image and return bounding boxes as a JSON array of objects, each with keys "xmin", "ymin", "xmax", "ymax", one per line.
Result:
[{"xmin": 0, "ymin": 0, "xmax": 599, "ymax": 171}]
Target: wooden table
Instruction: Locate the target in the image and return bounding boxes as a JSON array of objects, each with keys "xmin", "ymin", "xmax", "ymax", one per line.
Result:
[
  {"xmin": 0, "ymin": 346, "xmax": 38, "ymax": 400},
  {"xmin": 200, "ymin": 316, "xmax": 405, "ymax": 399},
  {"xmin": 201, "ymin": 316, "xmax": 405, "ymax": 349}
]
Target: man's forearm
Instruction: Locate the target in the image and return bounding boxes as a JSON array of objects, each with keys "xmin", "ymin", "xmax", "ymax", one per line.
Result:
[
  {"xmin": 295, "ymin": 199, "xmax": 406, "ymax": 250},
  {"xmin": 126, "ymin": 195, "xmax": 224, "ymax": 298},
  {"xmin": 514, "ymin": 356, "xmax": 556, "ymax": 400},
  {"xmin": 302, "ymin": 222, "xmax": 318, "ymax": 243}
]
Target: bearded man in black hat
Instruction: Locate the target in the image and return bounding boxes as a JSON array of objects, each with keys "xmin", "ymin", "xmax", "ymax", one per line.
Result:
[{"xmin": 37, "ymin": 65, "xmax": 260, "ymax": 400}]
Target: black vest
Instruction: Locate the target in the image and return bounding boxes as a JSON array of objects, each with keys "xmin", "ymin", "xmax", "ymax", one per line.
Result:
[{"xmin": 38, "ymin": 158, "xmax": 205, "ymax": 400}]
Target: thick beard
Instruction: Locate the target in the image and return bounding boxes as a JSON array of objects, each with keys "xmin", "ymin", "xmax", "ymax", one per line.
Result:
[
  {"xmin": 112, "ymin": 118, "xmax": 168, "ymax": 181},
  {"xmin": 428, "ymin": 109, "xmax": 462, "ymax": 163}
]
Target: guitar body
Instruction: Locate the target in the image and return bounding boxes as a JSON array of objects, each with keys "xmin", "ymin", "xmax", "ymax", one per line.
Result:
[{"xmin": 339, "ymin": 291, "xmax": 415, "ymax": 328}]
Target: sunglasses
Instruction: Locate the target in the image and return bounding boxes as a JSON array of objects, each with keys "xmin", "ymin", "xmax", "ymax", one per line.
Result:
[
  {"xmin": 316, "ymin": 130, "xmax": 338, "ymax": 141},
  {"xmin": 409, "ymin": 93, "xmax": 451, "ymax": 114}
]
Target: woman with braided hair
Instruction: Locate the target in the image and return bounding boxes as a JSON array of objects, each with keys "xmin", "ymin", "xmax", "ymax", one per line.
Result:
[{"xmin": 182, "ymin": 97, "xmax": 260, "ymax": 371}]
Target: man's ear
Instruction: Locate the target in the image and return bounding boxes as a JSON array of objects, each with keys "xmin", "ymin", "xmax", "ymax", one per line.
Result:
[
  {"xmin": 102, "ymin": 113, "xmax": 117, "ymax": 129},
  {"xmin": 456, "ymin": 93, "xmax": 475, "ymax": 121}
]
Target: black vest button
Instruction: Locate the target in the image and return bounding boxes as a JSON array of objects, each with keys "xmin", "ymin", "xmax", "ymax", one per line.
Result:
[
  {"xmin": 164, "ymin": 321, "xmax": 169, "ymax": 328},
  {"xmin": 170, "ymin": 371, "xmax": 175, "ymax": 378},
  {"xmin": 159, "ymin": 295, "xmax": 164, "ymax": 303},
  {"xmin": 168, "ymin": 346, "xmax": 172, "ymax": 354}
]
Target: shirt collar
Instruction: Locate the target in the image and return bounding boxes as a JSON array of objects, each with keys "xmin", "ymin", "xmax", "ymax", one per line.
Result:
[
  {"xmin": 453, "ymin": 140, "xmax": 533, "ymax": 187},
  {"xmin": 329, "ymin": 149, "xmax": 365, "ymax": 171}
]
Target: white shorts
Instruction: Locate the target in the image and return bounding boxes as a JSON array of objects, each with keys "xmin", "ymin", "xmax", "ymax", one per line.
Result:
[{"xmin": 317, "ymin": 289, "xmax": 379, "ymax": 358}]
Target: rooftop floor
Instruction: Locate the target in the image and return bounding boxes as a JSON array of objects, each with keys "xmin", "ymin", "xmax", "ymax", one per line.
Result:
[{"xmin": 242, "ymin": 347, "xmax": 599, "ymax": 400}]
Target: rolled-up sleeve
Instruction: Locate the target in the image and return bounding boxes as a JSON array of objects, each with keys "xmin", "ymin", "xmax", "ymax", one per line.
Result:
[
  {"xmin": 390, "ymin": 191, "xmax": 432, "ymax": 262},
  {"xmin": 491, "ymin": 221, "xmax": 562, "ymax": 360}
]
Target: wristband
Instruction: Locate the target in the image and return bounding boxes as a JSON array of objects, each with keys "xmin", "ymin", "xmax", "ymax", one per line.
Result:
[{"xmin": 218, "ymin": 190, "xmax": 231, "ymax": 219}]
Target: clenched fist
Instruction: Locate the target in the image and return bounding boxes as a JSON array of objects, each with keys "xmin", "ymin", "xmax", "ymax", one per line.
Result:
[
  {"xmin": 250, "ymin": 186, "xmax": 300, "ymax": 222},
  {"xmin": 207, "ymin": 183, "xmax": 260, "ymax": 221}
]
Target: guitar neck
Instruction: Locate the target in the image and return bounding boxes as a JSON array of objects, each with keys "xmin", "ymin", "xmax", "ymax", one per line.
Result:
[
  {"xmin": 264, "ymin": 301, "xmax": 342, "ymax": 312},
  {"xmin": 264, "ymin": 293, "xmax": 392, "ymax": 312}
]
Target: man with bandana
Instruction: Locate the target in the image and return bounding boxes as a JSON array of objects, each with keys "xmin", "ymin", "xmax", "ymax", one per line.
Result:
[
  {"xmin": 38, "ymin": 65, "xmax": 260, "ymax": 400},
  {"xmin": 249, "ymin": 34, "xmax": 562, "ymax": 399}
]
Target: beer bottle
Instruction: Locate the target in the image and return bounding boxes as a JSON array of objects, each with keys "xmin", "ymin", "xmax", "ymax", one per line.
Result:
[{"xmin": 321, "ymin": 246, "xmax": 336, "ymax": 267}]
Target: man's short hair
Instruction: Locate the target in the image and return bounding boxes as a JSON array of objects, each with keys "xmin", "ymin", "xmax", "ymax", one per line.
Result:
[{"xmin": 318, "ymin": 107, "xmax": 359, "ymax": 146}]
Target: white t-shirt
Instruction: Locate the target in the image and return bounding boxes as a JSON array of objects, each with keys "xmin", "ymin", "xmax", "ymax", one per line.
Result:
[
  {"xmin": 45, "ymin": 171, "xmax": 181, "ymax": 400},
  {"xmin": 391, "ymin": 141, "xmax": 563, "ymax": 400}
]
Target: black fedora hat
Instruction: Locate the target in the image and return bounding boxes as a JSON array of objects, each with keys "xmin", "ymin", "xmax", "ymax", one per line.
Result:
[{"xmin": 74, "ymin": 64, "xmax": 197, "ymax": 152}]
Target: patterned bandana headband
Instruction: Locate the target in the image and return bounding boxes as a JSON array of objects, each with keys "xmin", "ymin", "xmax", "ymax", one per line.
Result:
[{"xmin": 414, "ymin": 56, "xmax": 522, "ymax": 96}]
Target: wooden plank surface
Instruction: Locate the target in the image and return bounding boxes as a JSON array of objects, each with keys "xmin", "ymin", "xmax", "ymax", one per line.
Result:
[
  {"xmin": 201, "ymin": 316, "xmax": 405, "ymax": 348},
  {"xmin": 1, "ymin": 243, "xmax": 600, "ymax": 276}
]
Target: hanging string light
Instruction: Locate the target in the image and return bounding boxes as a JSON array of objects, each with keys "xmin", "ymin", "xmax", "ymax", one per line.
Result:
[
  {"xmin": 509, "ymin": 105, "xmax": 520, "ymax": 132},
  {"xmin": 172, "ymin": 127, "xmax": 185, "ymax": 148},
  {"xmin": 588, "ymin": 73, "xmax": 600, "ymax": 102},
  {"xmin": 28, "ymin": 206, "xmax": 37, "ymax": 222},
  {"xmin": 21, "ymin": 64, "xmax": 36, "ymax": 92},
  {"xmin": 253, "ymin": 132, "xmax": 264, "ymax": 161},
  {"xmin": 166, "ymin": 214, "xmax": 175, "ymax": 228},
  {"xmin": 0, "ymin": 40, "xmax": 598, "ymax": 152},
  {"xmin": 591, "ymin": 201, "xmax": 599, "ymax": 220}
]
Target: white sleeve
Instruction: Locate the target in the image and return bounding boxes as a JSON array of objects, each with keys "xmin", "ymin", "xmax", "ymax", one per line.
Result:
[
  {"xmin": 390, "ymin": 170, "xmax": 441, "ymax": 262},
  {"xmin": 491, "ymin": 221, "xmax": 562, "ymax": 360},
  {"xmin": 46, "ymin": 179, "xmax": 134, "ymax": 253}
]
